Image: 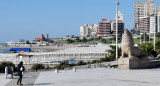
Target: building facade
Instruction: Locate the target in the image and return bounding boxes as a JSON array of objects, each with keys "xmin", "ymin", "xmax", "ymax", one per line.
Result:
[
  {"xmin": 80, "ymin": 24, "xmax": 98, "ymax": 37},
  {"xmin": 134, "ymin": 0, "xmax": 154, "ymax": 28},
  {"xmin": 111, "ymin": 20, "xmax": 124, "ymax": 35},
  {"xmin": 156, "ymin": 5, "xmax": 160, "ymax": 14},
  {"xmin": 150, "ymin": 16, "xmax": 156, "ymax": 35},
  {"xmin": 140, "ymin": 17, "xmax": 150, "ymax": 34},
  {"xmin": 157, "ymin": 12, "xmax": 160, "ymax": 32},
  {"xmin": 96, "ymin": 19, "xmax": 111, "ymax": 36}
]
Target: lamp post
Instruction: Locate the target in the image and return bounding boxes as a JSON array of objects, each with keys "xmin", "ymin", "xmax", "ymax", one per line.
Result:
[
  {"xmin": 116, "ymin": 0, "xmax": 119, "ymax": 61},
  {"xmin": 154, "ymin": 9, "xmax": 156, "ymax": 50},
  {"xmin": 138, "ymin": 8, "xmax": 141, "ymax": 44}
]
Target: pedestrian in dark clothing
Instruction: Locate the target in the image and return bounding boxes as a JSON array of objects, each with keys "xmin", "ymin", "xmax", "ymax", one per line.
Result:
[{"xmin": 17, "ymin": 61, "xmax": 25, "ymax": 85}]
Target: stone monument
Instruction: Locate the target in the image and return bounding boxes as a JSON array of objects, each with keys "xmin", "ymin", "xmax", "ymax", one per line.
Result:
[{"xmin": 118, "ymin": 29, "xmax": 150, "ymax": 69}]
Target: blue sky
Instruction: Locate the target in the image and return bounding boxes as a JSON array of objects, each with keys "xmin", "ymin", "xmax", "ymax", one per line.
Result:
[{"xmin": 0, "ymin": 0, "xmax": 160, "ymax": 43}]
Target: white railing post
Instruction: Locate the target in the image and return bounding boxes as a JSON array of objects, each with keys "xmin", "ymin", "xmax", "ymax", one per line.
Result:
[{"xmin": 5, "ymin": 67, "xmax": 8, "ymax": 79}]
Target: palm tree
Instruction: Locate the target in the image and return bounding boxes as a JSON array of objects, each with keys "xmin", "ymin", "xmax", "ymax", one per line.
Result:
[
  {"xmin": 140, "ymin": 43, "xmax": 157, "ymax": 57},
  {"xmin": 106, "ymin": 45, "xmax": 121, "ymax": 60}
]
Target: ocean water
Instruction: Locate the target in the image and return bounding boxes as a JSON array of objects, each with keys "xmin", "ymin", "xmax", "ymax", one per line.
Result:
[{"xmin": 0, "ymin": 49, "xmax": 11, "ymax": 53}]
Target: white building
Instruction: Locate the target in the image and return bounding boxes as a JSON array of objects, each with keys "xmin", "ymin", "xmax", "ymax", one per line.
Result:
[
  {"xmin": 150, "ymin": 16, "xmax": 156, "ymax": 35},
  {"xmin": 139, "ymin": 17, "xmax": 150, "ymax": 34},
  {"xmin": 117, "ymin": 11, "xmax": 124, "ymax": 22},
  {"xmin": 80, "ymin": 24, "xmax": 98, "ymax": 37},
  {"xmin": 134, "ymin": 0, "xmax": 154, "ymax": 28},
  {"xmin": 157, "ymin": 12, "xmax": 160, "ymax": 32},
  {"xmin": 156, "ymin": 5, "xmax": 160, "ymax": 14}
]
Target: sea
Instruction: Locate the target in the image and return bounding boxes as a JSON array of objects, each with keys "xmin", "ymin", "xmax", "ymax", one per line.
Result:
[
  {"xmin": 0, "ymin": 43, "xmax": 11, "ymax": 53},
  {"xmin": 0, "ymin": 49, "xmax": 11, "ymax": 53}
]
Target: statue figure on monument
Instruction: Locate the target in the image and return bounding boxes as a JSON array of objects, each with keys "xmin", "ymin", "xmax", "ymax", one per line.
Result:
[{"xmin": 121, "ymin": 29, "xmax": 146, "ymax": 58}]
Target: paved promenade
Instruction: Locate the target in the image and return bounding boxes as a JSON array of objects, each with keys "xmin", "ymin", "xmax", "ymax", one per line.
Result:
[
  {"xmin": 1, "ymin": 68, "xmax": 160, "ymax": 86},
  {"xmin": 33, "ymin": 68, "xmax": 160, "ymax": 86},
  {"xmin": 4, "ymin": 72, "xmax": 39, "ymax": 86},
  {"xmin": 0, "ymin": 73, "xmax": 12, "ymax": 86}
]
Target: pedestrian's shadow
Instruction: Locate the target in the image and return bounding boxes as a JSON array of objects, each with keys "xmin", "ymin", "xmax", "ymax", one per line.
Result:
[{"xmin": 26, "ymin": 83, "xmax": 53, "ymax": 85}]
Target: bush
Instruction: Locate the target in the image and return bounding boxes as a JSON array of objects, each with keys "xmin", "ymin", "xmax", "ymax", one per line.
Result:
[
  {"xmin": 53, "ymin": 61, "xmax": 70, "ymax": 69},
  {"xmin": 106, "ymin": 45, "xmax": 121, "ymax": 60},
  {"xmin": 101, "ymin": 38, "xmax": 107, "ymax": 43},
  {"xmin": 76, "ymin": 61, "xmax": 86, "ymax": 66},
  {"xmin": 82, "ymin": 37, "xmax": 87, "ymax": 42},
  {"xmin": 156, "ymin": 39, "xmax": 160, "ymax": 50},
  {"xmin": 67, "ymin": 39, "xmax": 74, "ymax": 43},
  {"xmin": 31, "ymin": 64, "xmax": 45, "ymax": 70},
  {"xmin": 0, "ymin": 61, "xmax": 15, "ymax": 73},
  {"xmin": 140, "ymin": 43, "xmax": 157, "ymax": 57},
  {"xmin": 100, "ymin": 56, "xmax": 115, "ymax": 62}
]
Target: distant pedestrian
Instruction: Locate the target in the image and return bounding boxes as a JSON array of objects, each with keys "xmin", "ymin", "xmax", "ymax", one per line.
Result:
[{"xmin": 17, "ymin": 61, "xmax": 25, "ymax": 85}]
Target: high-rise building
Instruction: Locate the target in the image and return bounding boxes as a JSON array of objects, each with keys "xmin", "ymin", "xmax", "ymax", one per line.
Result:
[
  {"xmin": 134, "ymin": 0, "xmax": 154, "ymax": 28},
  {"xmin": 116, "ymin": 11, "xmax": 124, "ymax": 22},
  {"xmin": 157, "ymin": 12, "xmax": 160, "ymax": 32},
  {"xmin": 80, "ymin": 24, "xmax": 98, "ymax": 37},
  {"xmin": 156, "ymin": 5, "xmax": 160, "ymax": 14},
  {"xmin": 150, "ymin": 16, "xmax": 156, "ymax": 35},
  {"xmin": 96, "ymin": 19, "xmax": 111, "ymax": 36},
  {"xmin": 111, "ymin": 20, "xmax": 124, "ymax": 35},
  {"xmin": 139, "ymin": 17, "xmax": 150, "ymax": 34}
]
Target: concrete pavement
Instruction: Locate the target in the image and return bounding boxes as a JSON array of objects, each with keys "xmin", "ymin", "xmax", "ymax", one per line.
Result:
[
  {"xmin": 5, "ymin": 72, "xmax": 39, "ymax": 86},
  {"xmin": 2, "ymin": 68, "xmax": 160, "ymax": 86},
  {"xmin": 34, "ymin": 68, "xmax": 160, "ymax": 86}
]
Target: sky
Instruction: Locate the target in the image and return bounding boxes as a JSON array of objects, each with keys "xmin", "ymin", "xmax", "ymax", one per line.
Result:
[{"xmin": 0, "ymin": 0, "xmax": 160, "ymax": 43}]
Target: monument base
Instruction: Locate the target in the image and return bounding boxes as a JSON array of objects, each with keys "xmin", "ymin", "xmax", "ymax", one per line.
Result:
[{"xmin": 118, "ymin": 57, "xmax": 150, "ymax": 69}]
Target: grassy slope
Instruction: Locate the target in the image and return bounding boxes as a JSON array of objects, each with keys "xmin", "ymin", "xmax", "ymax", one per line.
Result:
[{"xmin": 55, "ymin": 38, "xmax": 155, "ymax": 45}]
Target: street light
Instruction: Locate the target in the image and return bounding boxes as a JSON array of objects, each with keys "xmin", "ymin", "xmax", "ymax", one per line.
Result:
[
  {"xmin": 154, "ymin": 8, "xmax": 156, "ymax": 50},
  {"xmin": 116, "ymin": 0, "xmax": 119, "ymax": 61}
]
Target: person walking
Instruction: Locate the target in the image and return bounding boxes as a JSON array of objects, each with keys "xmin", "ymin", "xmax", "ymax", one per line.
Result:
[{"xmin": 17, "ymin": 61, "xmax": 25, "ymax": 85}]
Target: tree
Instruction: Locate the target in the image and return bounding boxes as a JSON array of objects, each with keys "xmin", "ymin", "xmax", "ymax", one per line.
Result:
[
  {"xmin": 26, "ymin": 40, "xmax": 30, "ymax": 44},
  {"xmin": 66, "ymin": 35, "xmax": 70, "ymax": 37},
  {"xmin": 140, "ymin": 43, "xmax": 157, "ymax": 57},
  {"xmin": 130, "ymin": 28, "xmax": 136, "ymax": 34},
  {"xmin": 95, "ymin": 36, "xmax": 102, "ymax": 41},
  {"xmin": 141, "ymin": 33, "xmax": 149, "ymax": 41},
  {"xmin": 156, "ymin": 32, "xmax": 160, "ymax": 38},
  {"xmin": 156, "ymin": 39, "xmax": 160, "ymax": 49},
  {"xmin": 155, "ymin": 39, "xmax": 160, "ymax": 54},
  {"xmin": 71, "ymin": 35, "xmax": 75, "ymax": 38},
  {"xmin": 112, "ymin": 35, "xmax": 116, "ymax": 41},
  {"xmin": 48, "ymin": 39, "xmax": 54, "ymax": 43},
  {"xmin": 88, "ymin": 38, "xmax": 94, "ymax": 42},
  {"xmin": 101, "ymin": 38, "xmax": 107, "ymax": 43},
  {"xmin": 82, "ymin": 37, "xmax": 87, "ymax": 42},
  {"xmin": 106, "ymin": 45, "xmax": 121, "ymax": 60},
  {"xmin": 75, "ymin": 37, "xmax": 81, "ymax": 42},
  {"xmin": 67, "ymin": 39, "xmax": 74, "ymax": 43}
]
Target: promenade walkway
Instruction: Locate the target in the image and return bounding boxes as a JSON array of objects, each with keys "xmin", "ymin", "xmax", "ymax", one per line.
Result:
[
  {"xmin": 0, "ymin": 74, "xmax": 12, "ymax": 86},
  {"xmin": 5, "ymin": 72, "xmax": 39, "ymax": 86},
  {"xmin": 2, "ymin": 68, "xmax": 160, "ymax": 86},
  {"xmin": 34, "ymin": 68, "xmax": 160, "ymax": 86}
]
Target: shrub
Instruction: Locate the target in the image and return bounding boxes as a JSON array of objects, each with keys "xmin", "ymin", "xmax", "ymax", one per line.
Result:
[
  {"xmin": 101, "ymin": 38, "xmax": 107, "ymax": 43},
  {"xmin": 140, "ymin": 43, "xmax": 157, "ymax": 57},
  {"xmin": 156, "ymin": 39, "xmax": 160, "ymax": 50},
  {"xmin": 0, "ymin": 61, "xmax": 15, "ymax": 73},
  {"xmin": 66, "ymin": 39, "xmax": 74, "ymax": 43},
  {"xmin": 31, "ymin": 64, "xmax": 45, "ymax": 70},
  {"xmin": 76, "ymin": 61, "xmax": 86, "ymax": 66},
  {"xmin": 106, "ymin": 45, "xmax": 121, "ymax": 60},
  {"xmin": 100, "ymin": 56, "xmax": 115, "ymax": 62},
  {"xmin": 53, "ymin": 61, "xmax": 70, "ymax": 69}
]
